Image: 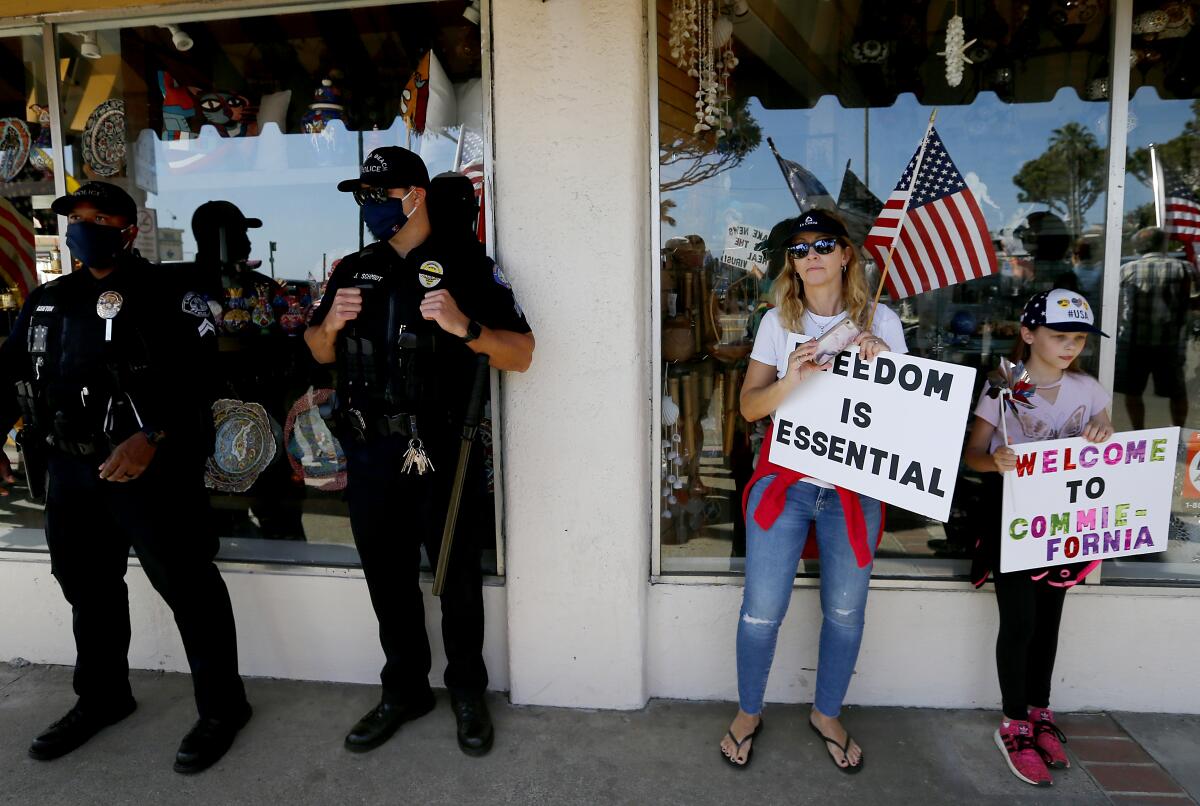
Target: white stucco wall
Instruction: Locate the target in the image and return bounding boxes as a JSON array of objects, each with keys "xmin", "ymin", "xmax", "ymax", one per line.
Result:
[
  {"xmin": 490, "ymin": 0, "xmax": 653, "ymax": 708},
  {"xmin": 0, "ymin": 557, "xmax": 509, "ymax": 692},
  {"xmin": 648, "ymin": 581, "xmax": 1200, "ymax": 714}
]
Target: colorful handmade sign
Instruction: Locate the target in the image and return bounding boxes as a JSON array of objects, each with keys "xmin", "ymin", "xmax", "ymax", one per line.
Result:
[{"xmin": 1000, "ymin": 427, "xmax": 1180, "ymax": 573}]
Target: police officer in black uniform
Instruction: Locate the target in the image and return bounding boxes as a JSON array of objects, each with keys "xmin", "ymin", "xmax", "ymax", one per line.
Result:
[
  {"xmin": 0, "ymin": 182, "xmax": 252, "ymax": 773},
  {"xmin": 181, "ymin": 200, "xmax": 306, "ymax": 540},
  {"xmin": 305, "ymin": 147, "xmax": 533, "ymax": 756}
]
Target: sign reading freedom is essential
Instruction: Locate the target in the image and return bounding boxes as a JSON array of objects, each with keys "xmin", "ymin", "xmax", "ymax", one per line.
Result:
[
  {"xmin": 999, "ymin": 427, "xmax": 1180, "ymax": 573},
  {"xmin": 771, "ymin": 343, "xmax": 976, "ymax": 521}
]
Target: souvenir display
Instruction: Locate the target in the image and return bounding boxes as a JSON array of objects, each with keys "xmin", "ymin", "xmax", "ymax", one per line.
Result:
[
  {"xmin": 284, "ymin": 388, "xmax": 347, "ymax": 491},
  {"xmin": 206, "ymin": 398, "xmax": 280, "ymax": 492},
  {"xmin": 0, "ymin": 117, "xmax": 32, "ymax": 181},
  {"xmin": 82, "ymin": 99, "xmax": 127, "ymax": 177},
  {"xmin": 27, "ymin": 105, "xmax": 52, "ymax": 173},
  {"xmin": 195, "ymin": 89, "xmax": 255, "ymax": 138},
  {"xmin": 301, "ymin": 76, "xmax": 347, "ymax": 136},
  {"xmin": 158, "ymin": 71, "xmax": 196, "ymax": 140}
]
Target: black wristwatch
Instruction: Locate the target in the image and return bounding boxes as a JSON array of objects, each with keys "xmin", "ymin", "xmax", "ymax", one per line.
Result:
[
  {"xmin": 142, "ymin": 428, "xmax": 167, "ymax": 446},
  {"xmin": 462, "ymin": 320, "xmax": 482, "ymax": 343}
]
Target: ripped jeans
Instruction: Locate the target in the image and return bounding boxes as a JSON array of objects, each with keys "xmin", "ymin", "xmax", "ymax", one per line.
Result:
[{"xmin": 737, "ymin": 476, "xmax": 880, "ymax": 718}]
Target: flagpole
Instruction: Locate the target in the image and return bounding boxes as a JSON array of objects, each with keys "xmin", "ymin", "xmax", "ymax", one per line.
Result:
[
  {"xmin": 866, "ymin": 108, "xmax": 937, "ymax": 332},
  {"xmin": 767, "ymin": 137, "xmax": 804, "ymax": 212}
]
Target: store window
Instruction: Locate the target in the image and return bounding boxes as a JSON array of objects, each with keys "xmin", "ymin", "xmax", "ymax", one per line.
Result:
[
  {"xmin": 656, "ymin": 0, "xmax": 1114, "ymax": 577},
  {"xmin": 0, "ymin": 2, "xmax": 497, "ymax": 572},
  {"xmin": 0, "ymin": 31, "xmax": 56, "ymax": 553},
  {"xmin": 1102, "ymin": 0, "xmax": 1200, "ymax": 585}
]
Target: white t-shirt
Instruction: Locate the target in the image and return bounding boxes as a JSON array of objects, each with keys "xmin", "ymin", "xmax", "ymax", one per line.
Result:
[{"xmin": 749, "ymin": 304, "xmax": 909, "ymax": 487}]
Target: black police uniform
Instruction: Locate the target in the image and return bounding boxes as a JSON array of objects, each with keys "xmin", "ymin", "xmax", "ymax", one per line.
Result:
[
  {"xmin": 0, "ymin": 249, "xmax": 248, "ymax": 720},
  {"xmin": 179, "ymin": 256, "xmax": 310, "ymax": 540},
  {"xmin": 310, "ymin": 233, "xmax": 529, "ymax": 699}
]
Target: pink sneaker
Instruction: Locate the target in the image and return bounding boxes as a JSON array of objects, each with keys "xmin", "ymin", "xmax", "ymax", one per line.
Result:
[
  {"xmin": 995, "ymin": 720, "xmax": 1053, "ymax": 787},
  {"xmin": 1029, "ymin": 708, "xmax": 1070, "ymax": 769}
]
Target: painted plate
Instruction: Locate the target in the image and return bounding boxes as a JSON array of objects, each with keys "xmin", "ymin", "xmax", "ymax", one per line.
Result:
[
  {"xmin": 205, "ymin": 398, "xmax": 279, "ymax": 492},
  {"xmin": 82, "ymin": 99, "xmax": 126, "ymax": 177},
  {"xmin": 0, "ymin": 117, "xmax": 32, "ymax": 181}
]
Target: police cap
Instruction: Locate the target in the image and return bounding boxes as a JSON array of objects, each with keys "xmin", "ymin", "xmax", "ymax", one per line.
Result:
[
  {"xmin": 337, "ymin": 146, "xmax": 430, "ymax": 192},
  {"xmin": 51, "ymin": 181, "xmax": 137, "ymax": 222}
]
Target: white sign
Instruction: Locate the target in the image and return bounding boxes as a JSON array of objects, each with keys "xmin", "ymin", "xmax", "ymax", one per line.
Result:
[
  {"xmin": 771, "ymin": 343, "xmax": 977, "ymax": 521},
  {"xmin": 723, "ymin": 223, "xmax": 769, "ymax": 274},
  {"xmin": 133, "ymin": 207, "xmax": 159, "ymax": 262},
  {"xmin": 999, "ymin": 427, "xmax": 1180, "ymax": 573}
]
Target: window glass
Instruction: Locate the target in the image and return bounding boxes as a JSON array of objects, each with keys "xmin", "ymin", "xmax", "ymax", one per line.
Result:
[
  {"xmin": 1, "ymin": 4, "xmax": 496, "ymax": 572},
  {"xmin": 657, "ymin": 0, "xmax": 1112, "ymax": 577},
  {"xmin": 1102, "ymin": 1, "xmax": 1200, "ymax": 585},
  {"xmin": 0, "ymin": 32, "xmax": 55, "ymax": 553}
]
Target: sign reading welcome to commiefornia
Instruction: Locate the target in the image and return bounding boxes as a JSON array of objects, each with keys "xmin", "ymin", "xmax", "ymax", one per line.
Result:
[
  {"xmin": 770, "ymin": 344, "xmax": 977, "ymax": 522},
  {"xmin": 999, "ymin": 427, "xmax": 1180, "ymax": 573}
]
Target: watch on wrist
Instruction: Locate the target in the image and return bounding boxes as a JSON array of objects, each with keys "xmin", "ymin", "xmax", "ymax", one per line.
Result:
[
  {"xmin": 142, "ymin": 428, "xmax": 167, "ymax": 446},
  {"xmin": 462, "ymin": 320, "xmax": 482, "ymax": 343}
]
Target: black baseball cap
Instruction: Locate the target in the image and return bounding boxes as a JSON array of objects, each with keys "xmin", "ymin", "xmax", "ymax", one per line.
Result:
[
  {"xmin": 1020, "ymin": 288, "xmax": 1109, "ymax": 337},
  {"xmin": 337, "ymin": 146, "xmax": 431, "ymax": 192},
  {"xmin": 192, "ymin": 200, "xmax": 262, "ymax": 235},
  {"xmin": 786, "ymin": 208, "xmax": 848, "ymax": 240},
  {"xmin": 51, "ymin": 181, "xmax": 137, "ymax": 222}
]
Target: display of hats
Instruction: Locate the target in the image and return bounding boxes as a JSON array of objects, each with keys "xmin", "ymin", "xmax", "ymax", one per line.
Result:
[
  {"xmin": 82, "ymin": 99, "xmax": 127, "ymax": 177},
  {"xmin": 205, "ymin": 398, "xmax": 280, "ymax": 492},
  {"xmin": 0, "ymin": 117, "xmax": 32, "ymax": 181},
  {"xmin": 284, "ymin": 387, "xmax": 347, "ymax": 491}
]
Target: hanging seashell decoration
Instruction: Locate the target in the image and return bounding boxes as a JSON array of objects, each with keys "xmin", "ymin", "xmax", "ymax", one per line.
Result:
[
  {"xmin": 937, "ymin": 14, "xmax": 976, "ymax": 88},
  {"xmin": 668, "ymin": 0, "xmax": 739, "ymax": 140}
]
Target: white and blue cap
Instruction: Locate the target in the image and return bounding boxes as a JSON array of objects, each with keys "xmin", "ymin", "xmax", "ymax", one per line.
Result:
[{"xmin": 1020, "ymin": 288, "xmax": 1108, "ymax": 337}]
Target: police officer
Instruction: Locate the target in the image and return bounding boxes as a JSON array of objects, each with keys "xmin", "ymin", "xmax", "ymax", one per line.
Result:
[
  {"xmin": 182, "ymin": 200, "xmax": 306, "ymax": 540},
  {"xmin": 0, "ymin": 182, "xmax": 252, "ymax": 773},
  {"xmin": 305, "ymin": 147, "xmax": 533, "ymax": 756}
]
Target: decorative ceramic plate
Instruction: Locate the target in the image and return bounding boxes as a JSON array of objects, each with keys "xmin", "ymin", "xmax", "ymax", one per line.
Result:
[
  {"xmin": 0, "ymin": 117, "xmax": 32, "ymax": 181},
  {"xmin": 205, "ymin": 398, "xmax": 279, "ymax": 492},
  {"xmin": 284, "ymin": 387, "xmax": 347, "ymax": 491},
  {"xmin": 82, "ymin": 99, "xmax": 126, "ymax": 177}
]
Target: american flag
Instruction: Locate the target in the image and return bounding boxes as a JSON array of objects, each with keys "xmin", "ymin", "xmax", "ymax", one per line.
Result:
[
  {"xmin": 461, "ymin": 161, "xmax": 486, "ymax": 245},
  {"xmin": 0, "ymin": 197, "xmax": 36, "ymax": 302},
  {"xmin": 864, "ymin": 126, "xmax": 998, "ymax": 299},
  {"xmin": 1165, "ymin": 171, "xmax": 1200, "ymax": 245}
]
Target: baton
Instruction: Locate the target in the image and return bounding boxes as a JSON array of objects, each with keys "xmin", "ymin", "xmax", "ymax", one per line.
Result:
[{"xmin": 433, "ymin": 352, "xmax": 491, "ymax": 596}]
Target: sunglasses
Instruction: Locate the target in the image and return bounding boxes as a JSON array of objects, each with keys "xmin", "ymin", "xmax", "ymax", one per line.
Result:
[
  {"xmin": 786, "ymin": 238, "xmax": 840, "ymax": 258},
  {"xmin": 352, "ymin": 186, "xmax": 392, "ymax": 206}
]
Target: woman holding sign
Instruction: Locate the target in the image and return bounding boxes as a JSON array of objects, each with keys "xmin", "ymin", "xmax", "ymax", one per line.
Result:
[
  {"xmin": 963, "ymin": 288, "xmax": 1112, "ymax": 788},
  {"xmin": 718, "ymin": 209, "xmax": 906, "ymax": 773}
]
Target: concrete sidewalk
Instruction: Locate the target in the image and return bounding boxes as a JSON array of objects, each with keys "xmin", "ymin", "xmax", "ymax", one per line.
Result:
[{"xmin": 1, "ymin": 662, "xmax": 1196, "ymax": 806}]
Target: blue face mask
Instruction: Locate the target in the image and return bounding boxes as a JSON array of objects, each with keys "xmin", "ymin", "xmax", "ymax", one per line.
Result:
[
  {"xmin": 66, "ymin": 221, "xmax": 129, "ymax": 269},
  {"xmin": 361, "ymin": 190, "xmax": 414, "ymax": 242}
]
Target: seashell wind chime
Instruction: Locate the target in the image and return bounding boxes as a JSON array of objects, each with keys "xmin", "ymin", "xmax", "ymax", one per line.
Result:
[
  {"xmin": 669, "ymin": 0, "xmax": 739, "ymax": 139},
  {"xmin": 661, "ymin": 381, "xmax": 684, "ymax": 517}
]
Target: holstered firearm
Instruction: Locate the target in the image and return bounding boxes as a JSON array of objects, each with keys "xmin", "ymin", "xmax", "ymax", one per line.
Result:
[{"xmin": 13, "ymin": 380, "xmax": 47, "ymax": 502}]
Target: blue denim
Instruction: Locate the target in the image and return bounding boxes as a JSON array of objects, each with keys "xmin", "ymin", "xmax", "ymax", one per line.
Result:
[{"xmin": 737, "ymin": 475, "xmax": 881, "ymax": 718}]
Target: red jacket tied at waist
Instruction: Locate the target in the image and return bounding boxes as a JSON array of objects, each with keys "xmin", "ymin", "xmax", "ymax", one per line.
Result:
[{"xmin": 742, "ymin": 422, "xmax": 885, "ymax": 568}]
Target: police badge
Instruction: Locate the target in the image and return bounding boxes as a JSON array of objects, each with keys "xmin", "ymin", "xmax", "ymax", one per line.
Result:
[{"xmin": 96, "ymin": 290, "xmax": 123, "ymax": 341}]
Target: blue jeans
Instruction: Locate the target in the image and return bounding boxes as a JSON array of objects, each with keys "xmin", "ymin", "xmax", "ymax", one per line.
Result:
[{"xmin": 737, "ymin": 476, "xmax": 881, "ymax": 718}]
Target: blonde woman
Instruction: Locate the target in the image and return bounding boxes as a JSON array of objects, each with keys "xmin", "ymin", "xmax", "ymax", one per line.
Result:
[{"xmin": 719, "ymin": 209, "xmax": 906, "ymax": 773}]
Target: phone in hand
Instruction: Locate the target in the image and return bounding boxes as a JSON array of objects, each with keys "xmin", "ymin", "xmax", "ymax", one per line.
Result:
[{"xmin": 812, "ymin": 319, "xmax": 861, "ymax": 364}]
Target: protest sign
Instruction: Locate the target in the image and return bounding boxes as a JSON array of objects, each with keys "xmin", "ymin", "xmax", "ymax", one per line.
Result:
[
  {"xmin": 999, "ymin": 427, "xmax": 1180, "ymax": 573},
  {"xmin": 722, "ymin": 223, "xmax": 768, "ymax": 274},
  {"xmin": 771, "ymin": 342, "xmax": 976, "ymax": 521}
]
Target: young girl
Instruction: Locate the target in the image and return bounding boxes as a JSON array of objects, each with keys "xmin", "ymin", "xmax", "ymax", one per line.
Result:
[{"xmin": 963, "ymin": 288, "xmax": 1113, "ymax": 787}]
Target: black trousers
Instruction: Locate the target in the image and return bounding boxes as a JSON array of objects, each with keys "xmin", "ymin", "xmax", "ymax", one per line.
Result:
[
  {"xmin": 993, "ymin": 573, "xmax": 1068, "ymax": 720},
  {"xmin": 344, "ymin": 428, "xmax": 488, "ymax": 698},
  {"xmin": 44, "ymin": 450, "xmax": 247, "ymax": 720}
]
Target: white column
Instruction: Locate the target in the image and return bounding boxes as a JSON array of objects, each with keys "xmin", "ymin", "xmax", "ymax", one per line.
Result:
[{"xmin": 491, "ymin": 0, "xmax": 652, "ymax": 708}]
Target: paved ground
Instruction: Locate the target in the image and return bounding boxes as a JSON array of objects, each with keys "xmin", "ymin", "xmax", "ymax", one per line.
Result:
[{"xmin": 1, "ymin": 662, "xmax": 1196, "ymax": 806}]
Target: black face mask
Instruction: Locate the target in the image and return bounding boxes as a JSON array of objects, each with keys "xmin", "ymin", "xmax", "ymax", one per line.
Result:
[{"xmin": 66, "ymin": 221, "xmax": 129, "ymax": 269}]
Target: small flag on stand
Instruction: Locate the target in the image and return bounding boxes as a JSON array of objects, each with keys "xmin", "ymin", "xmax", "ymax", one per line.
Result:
[
  {"xmin": 1164, "ymin": 168, "xmax": 1200, "ymax": 266},
  {"xmin": 767, "ymin": 137, "xmax": 836, "ymax": 213},
  {"xmin": 863, "ymin": 126, "xmax": 997, "ymax": 299}
]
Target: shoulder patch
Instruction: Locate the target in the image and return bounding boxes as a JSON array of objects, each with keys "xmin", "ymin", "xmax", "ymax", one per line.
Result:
[
  {"xmin": 418, "ymin": 260, "xmax": 444, "ymax": 289},
  {"xmin": 492, "ymin": 262, "xmax": 524, "ymax": 319},
  {"xmin": 181, "ymin": 290, "xmax": 212, "ymax": 318}
]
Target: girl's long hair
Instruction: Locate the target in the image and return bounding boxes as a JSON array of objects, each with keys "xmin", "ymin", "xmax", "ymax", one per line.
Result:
[{"xmin": 769, "ymin": 210, "xmax": 871, "ymax": 333}]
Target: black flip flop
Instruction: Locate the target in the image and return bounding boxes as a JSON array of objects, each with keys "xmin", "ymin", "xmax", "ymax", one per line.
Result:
[
  {"xmin": 809, "ymin": 721, "xmax": 865, "ymax": 774},
  {"xmin": 721, "ymin": 720, "xmax": 764, "ymax": 769}
]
